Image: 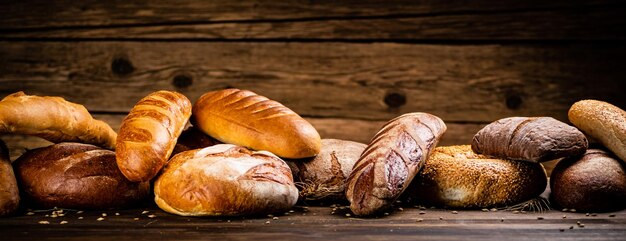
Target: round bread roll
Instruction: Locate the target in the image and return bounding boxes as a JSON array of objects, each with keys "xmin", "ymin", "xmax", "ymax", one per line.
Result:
[
  {"xmin": 405, "ymin": 145, "xmax": 547, "ymax": 208},
  {"xmin": 569, "ymin": 100, "xmax": 626, "ymax": 162},
  {"xmin": 287, "ymin": 139, "xmax": 366, "ymax": 202},
  {"xmin": 0, "ymin": 140, "xmax": 19, "ymax": 216},
  {"xmin": 14, "ymin": 143, "xmax": 150, "ymax": 209},
  {"xmin": 154, "ymin": 144, "xmax": 298, "ymax": 216},
  {"xmin": 550, "ymin": 149, "xmax": 626, "ymax": 212}
]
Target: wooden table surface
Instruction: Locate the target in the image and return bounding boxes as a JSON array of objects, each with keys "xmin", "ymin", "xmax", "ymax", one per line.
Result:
[{"xmin": 1, "ymin": 202, "xmax": 625, "ymax": 241}]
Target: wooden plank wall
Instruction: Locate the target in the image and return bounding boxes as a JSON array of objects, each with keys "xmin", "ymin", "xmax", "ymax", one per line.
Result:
[{"xmin": 1, "ymin": 0, "xmax": 625, "ymax": 161}]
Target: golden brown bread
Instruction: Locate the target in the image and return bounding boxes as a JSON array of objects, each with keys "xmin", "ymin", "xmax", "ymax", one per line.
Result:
[
  {"xmin": 14, "ymin": 143, "xmax": 150, "ymax": 209},
  {"xmin": 154, "ymin": 144, "xmax": 298, "ymax": 216},
  {"xmin": 405, "ymin": 145, "xmax": 547, "ymax": 209},
  {"xmin": 192, "ymin": 88, "xmax": 321, "ymax": 159},
  {"xmin": 0, "ymin": 92, "xmax": 117, "ymax": 149},
  {"xmin": 568, "ymin": 100, "xmax": 626, "ymax": 162},
  {"xmin": 550, "ymin": 149, "xmax": 626, "ymax": 212},
  {"xmin": 116, "ymin": 90, "xmax": 192, "ymax": 182},
  {"xmin": 0, "ymin": 140, "xmax": 19, "ymax": 216},
  {"xmin": 345, "ymin": 112, "xmax": 446, "ymax": 215}
]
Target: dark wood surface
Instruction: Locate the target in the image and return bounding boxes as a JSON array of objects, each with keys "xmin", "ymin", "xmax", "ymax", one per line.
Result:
[{"xmin": 1, "ymin": 203, "xmax": 625, "ymax": 241}]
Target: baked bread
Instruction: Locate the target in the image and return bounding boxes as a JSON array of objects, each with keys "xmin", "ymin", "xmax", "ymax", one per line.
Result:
[
  {"xmin": 550, "ymin": 149, "xmax": 626, "ymax": 212},
  {"xmin": 345, "ymin": 112, "xmax": 446, "ymax": 215},
  {"xmin": 154, "ymin": 144, "xmax": 298, "ymax": 216},
  {"xmin": 116, "ymin": 90, "xmax": 192, "ymax": 182},
  {"xmin": 405, "ymin": 145, "xmax": 547, "ymax": 208},
  {"xmin": 171, "ymin": 126, "xmax": 221, "ymax": 157},
  {"xmin": 287, "ymin": 139, "xmax": 366, "ymax": 202},
  {"xmin": 0, "ymin": 140, "xmax": 19, "ymax": 216},
  {"xmin": 14, "ymin": 143, "xmax": 150, "ymax": 209},
  {"xmin": 569, "ymin": 100, "xmax": 626, "ymax": 162},
  {"xmin": 0, "ymin": 92, "xmax": 117, "ymax": 149},
  {"xmin": 192, "ymin": 88, "xmax": 321, "ymax": 159},
  {"xmin": 472, "ymin": 117, "xmax": 588, "ymax": 162}
]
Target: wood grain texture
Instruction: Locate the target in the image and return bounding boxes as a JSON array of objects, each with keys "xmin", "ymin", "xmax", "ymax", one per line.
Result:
[
  {"xmin": 1, "ymin": 42, "xmax": 624, "ymax": 123},
  {"xmin": 0, "ymin": 0, "xmax": 621, "ymax": 31},
  {"xmin": 3, "ymin": 5, "xmax": 624, "ymax": 40},
  {"xmin": 0, "ymin": 205, "xmax": 624, "ymax": 241}
]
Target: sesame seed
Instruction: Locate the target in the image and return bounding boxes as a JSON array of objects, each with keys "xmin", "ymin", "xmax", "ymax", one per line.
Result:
[
  {"xmin": 416, "ymin": 219, "xmax": 423, "ymax": 222},
  {"xmin": 76, "ymin": 211, "xmax": 84, "ymax": 214},
  {"xmin": 141, "ymin": 211, "xmax": 149, "ymax": 214},
  {"xmin": 60, "ymin": 221, "xmax": 68, "ymax": 225},
  {"xmin": 78, "ymin": 217, "xmax": 84, "ymax": 220},
  {"xmin": 102, "ymin": 213, "xmax": 107, "ymax": 217},
  {"xmin": 562, "ymin": 208, "xmax": 568, "ymax": 212},
  {"xmin": 265, "ymin": 221, "xmax": 270, "ymax": 224},
  {"xmin": 26, "ymin": 212, "xmax": 35, "ymax": 215},
  {"xmin": 133, "ymin": 218, "xmax": 139, "ymax": 221},
  {"xmin": 419, "ymin": 211, "xmax": 426, "ymax": 215},
  {"xmin": 289, "ymin": 210, "xmax": 294, "ymax": 213},
  {"xmin": 58, "ymin": 213, "xmax": 65, "ymax": 217},
  {"xmin": 267, "ymin": 214, "xmax": 274, "ymax": 218},
  {"xmin": 562, "ymin": 215, "xmax": 567, "ymax": 219},
  {"xmin": 569, "ymin": 209, "xmax": 577, "ymax": 212},
  {"xmin": 439, "ymin": 217, "xmax": 444, "ymax": 220},
  {"xmin": 115, "ymin": 213, "xmax": 120, "ymax": 216},
  {"xmin": 481, "ymin": 209, "xmax": 489, "ymax": 212},
  {"xmin": 38, "ymin": 221, "xmax": 50, "ymax": 225},
  {"xmin": 272, "ymin": 217, "xmax": 279, "ymax": 220},
  {"xmin": 490, "ymin": 208, "xmax": 498, "ymax": 212},
  {"xmin": 97, "ymin": 217, "xmax": 104, "ymax": 221},
  {"xmin": 384, "ymin": 212, "xmax": 390, "ymax": 216},
  {"xmin": 398, "ymin": 207, "xmax": 404, "ymax": 211},
  {"xmin": 148, "ymin": 214, "xmax": 156, "ymax": 218},
  {"xmin": 50, "ymin": 214, "xmax": 58, "ymax": 218},
  {"xmin": 451, "ymin": 211, "xmax": 458, "ymax": 214},
  {"xmin": 345, "ymin": 214, "xmax": 351, "ymax": 217},
  {"xmin": 585, "ymin": 213, "xmax": 590, "ymax": 216}
]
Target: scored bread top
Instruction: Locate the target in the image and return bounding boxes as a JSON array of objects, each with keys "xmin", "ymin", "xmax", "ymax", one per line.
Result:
[{"xmin": 192, "ymin": 89, "xmax": 321, "ymax": 159}]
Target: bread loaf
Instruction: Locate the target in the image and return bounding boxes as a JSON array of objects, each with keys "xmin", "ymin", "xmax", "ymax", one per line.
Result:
[
  {"xmin": 569, "ymin": 100, "xmax": 626, "ymax": 162},
  {"xmin": 116, "ymin": 90, "xmax": 192, "ymax": 182},
  {"xmin": 287, "ymin": 139, "xmax": 366, "ymax": 202},
  {"xmin": 14, "ymin": 143, "xmax": 150, "ymax": 209},
  {"xmin": 0, "ymin": 140, "xmax": 19, "ymax": 216},
  {"xmin": 154, "ymin": 144, "xmax": 298, "ymax": 216},
  {"xmin": 345, "ymin": 113, "xmax": 446, "ymax": 215},
  {"xmin": 171, "ymin": 126, "xmax": 221, "ymax": 157},
  {"xmin": 405, "ymin": 145, "xmax": 547, "ymax": 208},
  {"xmin": 192, "ymin": 88, "xmax": 321, "ymax": 159},
  {"xmin": 472, "ymin": 117, "xmax": 588, "ymax": 162},
  {"xmin": 550, "ymin": 149, "xmax": 626, "ymax": 212},
  {"xmin": 0, "ymin": 92, "xmax": 117, "ymax": 149}
]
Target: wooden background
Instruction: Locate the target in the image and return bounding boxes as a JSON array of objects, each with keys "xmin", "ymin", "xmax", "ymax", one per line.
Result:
[{"xmin": 1, "ymin": 0, "xmax": 625, "ymax": 161}]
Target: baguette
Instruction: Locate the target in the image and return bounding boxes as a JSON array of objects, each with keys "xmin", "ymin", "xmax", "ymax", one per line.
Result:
[
  {"xmin": 345, "ymin": 112, "xmax": 446, "ymax": 215},
  {"xmin": 0, "ymin": 140, "xmax": 19, "ymax": 216},
  {"xmin": 192, "ymin": 88, "xmax": 321, "ymax": 159},
  {"xmin": 0, "ymin": 92, "xmax": 117, "ymax": 149},
  {"xmin": 116, "ymin": 91, "xmax": 191, "ymax": 182},
  {"xmin": 568, "ymin": 100, "xmax": 626, "ymax": 162}
]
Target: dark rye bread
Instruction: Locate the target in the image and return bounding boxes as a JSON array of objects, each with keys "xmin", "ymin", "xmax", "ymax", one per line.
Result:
[
  {"xmin": 0, "ymin": 140, "xmax": 19, "ymax": 216},
  {"xmin": 472, "ymin": 117, "xmax": 588, "ymax": 163},
  {"xmin": 405, "ymin": 145, "xmax": 547, "ymax": 209},
  {"xmin": 14, "ymin": 143, "xmax": 150, "ymax": 209},
  {"xmin": 550, "ymin": 149, "xmax": 626, "ymax": 212},
  {"xmin": 345, "ymin": 113, "xmax": 446, "ymax": 216}
]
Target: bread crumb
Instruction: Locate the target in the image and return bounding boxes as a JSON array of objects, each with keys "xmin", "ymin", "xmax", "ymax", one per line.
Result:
[
  {"xmin": 97, "ymin": 217, "xmax": 104, "ymax": 221},
  {"xmin": 60, "ymin": 221, "xmax": 68, "ymax": 225}
]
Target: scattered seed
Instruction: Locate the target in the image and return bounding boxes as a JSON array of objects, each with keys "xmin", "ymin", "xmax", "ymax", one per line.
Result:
[
  {"xmin": 148, "ymin": 214, "xmax": 156, "ymax": 218},
  {"xmin": 481, "ymin": 209, "xmax": 489, "ymax": 212},
  {"xmin": 50, "ymin": 214, "xmax": 58, "ymax": 218},
  {"xmin": 26, "ymin": 212, "xmax": 35, "ymax": 216},
  {"xmin": 115, "ymin": 213, "xmax": 120, "ymax": 216},
  {"xmin": 451, "ymin": 211, "xmax": 458, "ymax": 214},
  {"xmin": 419, "ymin": 206, "xmax": 426, "ymax": 210},
  {"xmin": 78, "ymin": 217, "xmax": 84, "ymax": 220},
  {"xmin": 591, "ymin": 213, "xmax": 597, "ymax": 217},
  {"xmin": 45, "ymin": 215, "xmax": 49, "ymax": 217},
  {"xmin": 102, "ymin": 213, "xmax": 107, "ymax": 217},
  {"xmin": 419, "ymin": 211, "xmax": 426, "ymax": 215},
  {"xmin": 227, "ymin": 220, "xmax": 231, "ymax": 223},
  {"xmin": 265, "ymin": 221, "xmax": 270, "ymax": 224},
  {"xmin": 38, "ymin": 221, "xmax": 50, "ymax": 225},
  {"xmin": 141, "ymin": 211, "xmax": 149, "ymax": 214},
  {"xmin": 416, "ymin": 218, "xmax": 423, "ymax": 222},
  {"xmin": 569, "ymin": 226, "xmax": 574, "ymax": 229},
  {"xmin": 345, "ymin": 214, "xmax": 351, "ymax": 217},
  {"xmin": 289, "ymin": 210, "xmax": 295, "ymax": 213},
  {"xmin": 559, "ymin": 229, "xmax": 565, "ymax": 232},
  {"xmin": 439, "ymin": 217, "xmax": 444, "ymax": 220},
  {"xmin": 60, "ymin": 221, "xmax": 68, "ymax": 225},
  {"xmin": 384, "ymin": 212, "xmax": 390, "ymax": 216},
  {"xmin": 609, "ymin": 214, "xmax": 616, "ymax": 217},
  {"xmin": 562, "ymin": 208, "xmax": 568, "ymax": 212},
  {"xmin": 585, "ymin": 213, "xmax": 590, "ymax": 216},
  {"xmin": 76, "ymin": 211, "xmax": 84, "ymax": 214},
  {"xmin": 58, "ymin": 213, "xmax": 65, "ymax": 217},
  {"xmin": 133, "ymin": 218, "xmax": 139, "ymax": 221},
  {"xmin": 537, "ymin": 217, "xmax": 544, "ymax": 220},
  {"xmin": 562, "ymin": 215, "xmax": 567, "ymax": 219},
  {"xmin": 579, "ymin": 224, "xmax": 585, "ymax": 228},
  {"xmin": 97, "ymin": 217, "xmax": 104, "ymax": 221},
  {"xmin": 398, "ymin": 207, "xmax": 404, "ymax": 211},
  {"xmin": 576, "ymin": 221, "xmax": 581, "ymax": 225},
  {"xmin": 330, "ymin": 211, "xmax": 335, "ymax": 215},
  {"xmin": 272, "ymin": 217, "xmax": 279, "ymax": 220},
  {"xmin": 501, "ymin": 218, "xmax": 504, "ymax": 222},
  {"xmin": 490, "ymin": 208, "xmax": 498, "ymax": 212},
  {"xmin": 569, "ymin": 209, "xmax": 577, "ymax": 212},
  {"xmin": 512, "ymin": 211, "xmax": 520, "ymax": 214},
  {"xmin": 339, "ymin": 206, "xmax": 346, "ymax": 210},
  {"xmin": 267, "ymin": 214, "xmax": 274, "ymax": 218}
]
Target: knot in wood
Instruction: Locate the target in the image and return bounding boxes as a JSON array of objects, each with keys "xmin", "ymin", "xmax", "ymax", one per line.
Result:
[
  {"xmin": 111, "ymin": 57, "xmax": 134, "ymax": 76},
  {"xmin": 506, "ymin": 94, "xmax": 523, "ymax": 110},
  {"xmin": 384, "ymin": 92, "xmax": 406, "ymax": 108},
  {"xmin": 173, "ymin": 74, "xmax": 193, "ymax": 88}
]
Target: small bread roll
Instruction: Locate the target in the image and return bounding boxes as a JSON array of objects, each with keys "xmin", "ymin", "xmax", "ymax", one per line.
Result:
[
  {"xmin": 405, "ymin": 145, "xmax": 547, "ymax": 208},
  {"xmin": 0, "ymin": 140, "xmax": 19, "ymax": 216},
  {"xmin": 154, "ymin": 144, "xmax": 298, "ymax": 216},
  {"xmin": 569, "ymin": 100, "xmax": 626, "ymax": 162},
  {"xmin": 550, "ymin": 149, "xmax": 626, "ymax": 212},
  {"xmin": 14, "ymin": 143, "xmax": 150, "ymax": 209}
]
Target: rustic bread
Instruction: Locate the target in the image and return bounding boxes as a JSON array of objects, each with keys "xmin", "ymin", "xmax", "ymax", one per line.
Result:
[
  {"xmin": 192, "ymin": 88, "xmax": 321, "ymax": 159},
  {"xmin": 568, "ymin": 100, "xmax": 626, "ymax": 162},
  {"xmin": 14, "ymin": 143, "xmax": 150, "ymax": 209},
  {"xmin": 0, "ymin": 140, "xmax": 19, "ymax": 216},
  {"xmin": 287, "ymin": 139, "xmax": 366, "ymax": 202},
  {"xmin": 345, "ymin": 112, "xmax": 446, "ymax": 215},
  {"xmin": 405, "ymin": 145, "xmax": 547, "ymax": 209},
  {"xmin": 0, "ymin": 91, "xmax": 117, "ymax": 149},
  {"xmin": 550, "ymin": 149, "xmax": 626, "ymax": 212},
  {"xmin": 154, "ymin": 144, "xmax": 298, "ymax": 216},
  {"xmin": 472, "ymin": 117, "xmax": 588, "ymax": 162},
  {"xmin": 171, "ymin": 126, "xmax": 221, "ymax": 157},
  {"xmin": 116, "ymin": 90, "xmax": 192, "ymax": 182}
]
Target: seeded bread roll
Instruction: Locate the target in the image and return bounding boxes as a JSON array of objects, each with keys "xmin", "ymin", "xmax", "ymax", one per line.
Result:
[
  {"xmin": 0, "ymin": 140, "xmax": 19, "ymax": 216},
  {"xmin": 14, "ymin": 143, "xmax": 150, "ymax": 209},
  {"xmin": 154, "ymin": 144, "xmax": 298, "ymax": 216},
  {"xmin": 550, "ymin": 149, "xmax": 626, "ymax": 212},
  {"xmin": 405, "ymin": 145, "xmax": 547, "ymax": 209},
  {"xmin": 568, "ymin": 100, "xmax": 626, "ymax": 162}
]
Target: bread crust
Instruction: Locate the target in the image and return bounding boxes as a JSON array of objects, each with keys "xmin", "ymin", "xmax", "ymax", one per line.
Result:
[
  {"xmin": 568, "ymin": 100, "xmax": 626, "ymax": 162},
  {"xmin": 0, "ymin": 140, "xmax": 19, "ymax": 216},
  {"xmin": 192, "ymin": 89, "xmax": 321, "ymax": 159}
]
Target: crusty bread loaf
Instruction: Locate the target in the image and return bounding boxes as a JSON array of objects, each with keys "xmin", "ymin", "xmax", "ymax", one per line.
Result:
[
  {"xmin": 154, "ymin": 144, "xmax": 298, "ymax": 216},
  {"xmin": 116, "ymin": 90, "xmax": 192, "ymax": 182},
  {"xmin": 405, "ymin": 145, "xmax": 547, "ymax": 209},
  {"xmin": 550, "ymin": 149, "xmax": 626, "ymax": 212},
  {"xmin": 287, "ymin": 139, "xmax": 366, "ymax": 202},
  {"xmin": 192, "ymin": 89, "xmax": 321, "ymax": 159},
  {"xmin": 472, "ymin": 117, "xmax": 587, "ymax": 163},
  {"xmin": 0, "ymin": 140, "xmax": 19, "ymax": 216},
  {"xmin": 14, "ymin": 143, "xmax": 150, "ymax": 209},
  {"xmin": 0, "ymin": 92, "xmax": 117, "ymax": 149},
  {"xmin": 345, "ymin": 113, "xmax": 446, "ymax": 215},
  {"xmin": 171, "ymin": 126, "xmax": 221, "ymax": 157},
  {"xmin": 569, "ymin": 100, "xmax": 626, "ymax": 162}
]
